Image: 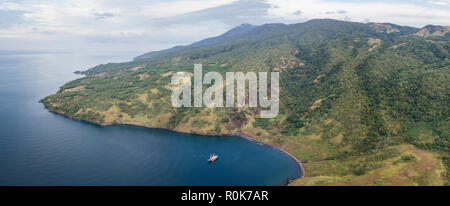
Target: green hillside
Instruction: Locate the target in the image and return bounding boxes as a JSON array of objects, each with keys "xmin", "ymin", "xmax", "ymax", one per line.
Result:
[{"xmin": 42, "ymin": 19, "xmax": 450, "ymax": 185}]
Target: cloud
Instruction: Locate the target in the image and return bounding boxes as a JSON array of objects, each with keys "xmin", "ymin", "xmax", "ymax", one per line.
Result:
[
  {"xmin": 427, "ymin": 0, "xmax": 450, "ymax": 5},
  {"xmin": 151, "ymin": 0, "xmax": 274, "ymax": 26},
  {"xmin": 0, "ymin": 10, "xmax": 28, "ymax": 28},
  {"xmin": 93, "ymin": 11, "xmax": 115, "ymax": 20},
  {"xmin": 292, "ymin": 10, "xmax": 302, "ymax": 15},
  {"xmin": 266, "ymin": 0, "xmax": 450, "ymax": 26},
  {"xmin": 326, "ymin": 9, "xmax": 346, "ymax": 15},
  {"xmin": 137, "ymin": 0, "xmax": 238, "ymax": 19},
  {"xmin": 0, "ymin": 0, "xmax": 449, "ymax": 56}
]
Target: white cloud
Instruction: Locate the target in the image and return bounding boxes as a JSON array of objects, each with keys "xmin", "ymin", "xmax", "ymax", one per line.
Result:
[
  {"xmin": 0, "ymin": 0, "xmax": 449, "ymax": 56},
  {"xmin": 266, "ymin": 0, "xmax": 450, "ymax": 26},
  {"xmin": 427, "ymin": 0, "xmax": 450, "ymax": 5},
  {"xmin": 138, "ymin": 0, "xmax": 238, "ymax": 18}
]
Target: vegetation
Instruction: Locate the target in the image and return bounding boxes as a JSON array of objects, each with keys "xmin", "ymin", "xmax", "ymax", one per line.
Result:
[{"xmin": 42, "ymin": 19, "xmax": 449, "ymax": 185}]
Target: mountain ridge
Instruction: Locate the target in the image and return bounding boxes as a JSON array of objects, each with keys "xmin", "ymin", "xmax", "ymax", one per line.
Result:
[
  {"xmin": 43, "ymin": 19, "xmax": 449, "ymax": 186},
  {"xmin": 132, "ymin": 19, "xmax": 427, "ymax": 63}
]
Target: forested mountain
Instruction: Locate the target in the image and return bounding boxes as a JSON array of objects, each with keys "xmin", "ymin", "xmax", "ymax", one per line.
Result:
[{"xmin": 42, "ymin": 19, "xmax": 450, "ymax": 185}]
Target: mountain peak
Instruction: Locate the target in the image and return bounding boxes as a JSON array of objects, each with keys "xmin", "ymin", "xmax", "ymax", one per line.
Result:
[
  {"xmin": 224, "ymin": 23, "xmax": 255, "ymax": 35},
  {"xmin": 416, "ymin": 25, "xmax": 450, "ymax": 37}
]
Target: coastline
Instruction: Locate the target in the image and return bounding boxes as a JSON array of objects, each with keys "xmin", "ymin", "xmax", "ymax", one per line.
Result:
[
  {"xmin": 41, "ymin": 100, "xmax": 305, "ymax": 184},
  {"xmin": 234, "ymin": 134, "xmax": 305, "ymax": 179}
]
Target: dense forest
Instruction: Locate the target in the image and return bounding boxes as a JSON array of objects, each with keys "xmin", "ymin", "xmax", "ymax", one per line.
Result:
[{"xmin": 42, "ymin": 19, "xmax": 449, "ymax": 185}]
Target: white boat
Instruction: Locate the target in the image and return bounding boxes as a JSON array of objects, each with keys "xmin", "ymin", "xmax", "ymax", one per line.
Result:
[{"xmin": 208, "ymin": 153, "xmax": 218, "ymax": 163}]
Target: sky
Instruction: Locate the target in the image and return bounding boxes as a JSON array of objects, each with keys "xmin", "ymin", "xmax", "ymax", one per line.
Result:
[{"xmin": 1, "ymin": 0, "xmax": 449, "ymax": 58}]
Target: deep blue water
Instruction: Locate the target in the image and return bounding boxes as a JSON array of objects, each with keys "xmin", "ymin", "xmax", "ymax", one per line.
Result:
[{"xmin": 0, "ymin": 53, "xmax": 301, "ymax": 186}]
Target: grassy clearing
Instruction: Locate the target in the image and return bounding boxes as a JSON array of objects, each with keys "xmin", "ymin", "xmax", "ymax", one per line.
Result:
[{"xmin": 290, "ymin": 144, "xmax": 445, "ymax": 186}]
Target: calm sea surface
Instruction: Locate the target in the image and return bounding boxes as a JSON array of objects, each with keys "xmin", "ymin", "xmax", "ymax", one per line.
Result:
[{"xmin": 0, "ymin": 53, "xmax": 301, "ymax": 185}]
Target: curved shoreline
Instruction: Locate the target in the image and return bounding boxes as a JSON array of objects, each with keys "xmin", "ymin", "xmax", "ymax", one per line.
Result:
[
  {"xmin": 42, "ymin": 101, "xmax": 305, "ymax": 184},
  {"xmin": 122, "ymin": 124, "xmax": 306, "ymax": 181},
  {"xmin": 233, "ymin": 134, "xmax": 304, "ymax": 179}
]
